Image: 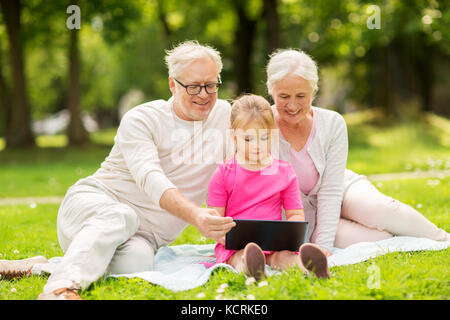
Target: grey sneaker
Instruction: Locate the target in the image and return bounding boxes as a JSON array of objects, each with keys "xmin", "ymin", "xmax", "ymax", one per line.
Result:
[
  {"xmin": 38, "ymin": 287, "xmax": 82, "ymax": 300},
  {"xmin": 299, "ymin": 243, "xmax": 330, "ymax": 279},
  {"xmin": 242, "ymin": 242, "xmax": 266, "ymax": 281},
  {"xmin": 0, "ymin": 256, "xmax": 48, "ymax": 280}
]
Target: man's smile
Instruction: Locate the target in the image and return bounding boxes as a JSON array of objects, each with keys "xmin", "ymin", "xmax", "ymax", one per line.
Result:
[{"xmin": 193, "ymin": 101, "xmax": 210, "ymax": 107}]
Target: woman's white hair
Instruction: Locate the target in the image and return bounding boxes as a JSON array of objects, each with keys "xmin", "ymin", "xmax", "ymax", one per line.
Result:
[
  {"xmin": 165, "ymin": 40, "xmax": 223, "ymax": 79},
  {"xmin": 266, "ymin": 49, "xmax": 319, "ymax": 96}
]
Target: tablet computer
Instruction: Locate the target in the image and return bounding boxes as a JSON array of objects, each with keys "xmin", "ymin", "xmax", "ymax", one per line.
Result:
[{"xmin": 225, "ymin": 219, "xmax": 309, "ymax": 252}]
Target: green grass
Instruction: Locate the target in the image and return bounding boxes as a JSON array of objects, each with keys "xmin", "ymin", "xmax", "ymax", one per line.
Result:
[
  {"xmin": 0, "ymin": 145, "xmax": 111, "ymax": 197},
  {"xmin": 1, "ymin": 178, "xmax": 449, "ymax": 300},
  {"xmin": 345, "ymin": 113, "xmax": 450, "ymax": 175},
  {"xmin": 0, "ymin": 112, "xmax": 449, "ymax": 300},
  {"xmin": 0, "ymin": 130, "xmax": 115, "ymax": 197}
]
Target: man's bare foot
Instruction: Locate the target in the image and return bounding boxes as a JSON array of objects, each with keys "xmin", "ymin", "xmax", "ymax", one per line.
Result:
[{"xmin": 38, "ymin": 287, "xmax": 82, "ymax": 300}]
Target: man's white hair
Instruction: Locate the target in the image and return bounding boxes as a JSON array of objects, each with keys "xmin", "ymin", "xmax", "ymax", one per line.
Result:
[
  {"xmin": 165, "ymin": 40, "xmax": 223, "ymax": 79},
  {"xmin": 266, "ymin": 49, "xmax": 319, "ymax": 95}
]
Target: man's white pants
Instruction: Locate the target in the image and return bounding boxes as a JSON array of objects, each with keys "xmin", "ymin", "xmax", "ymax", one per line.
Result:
[{"xmin": 43, "ymin": 177, "xmax": 158, "ymax": 294}]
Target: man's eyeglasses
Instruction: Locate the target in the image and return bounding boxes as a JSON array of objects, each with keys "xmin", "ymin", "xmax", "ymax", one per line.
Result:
[{"xmin": 174, "ymin": 78, "xmax": 221, "ymax": 95}]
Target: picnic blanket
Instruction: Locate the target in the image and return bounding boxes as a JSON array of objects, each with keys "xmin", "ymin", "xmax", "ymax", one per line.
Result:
[{"xmin": 32, "ymin": 236, "xmax": 450, "ymax": 292}]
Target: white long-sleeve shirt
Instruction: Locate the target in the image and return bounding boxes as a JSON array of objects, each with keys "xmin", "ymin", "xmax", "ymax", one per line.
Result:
[
  {"xmin": 274, "ymin": 106, "xmax": 362, "ymax": 252},
  {"xmin": 92, "ymin": 97, "xmax": 231, "ymax": 246}
]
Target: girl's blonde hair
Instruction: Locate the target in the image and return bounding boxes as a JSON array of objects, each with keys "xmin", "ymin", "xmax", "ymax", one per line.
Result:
[{"xmin": 230, "ymin": 94, "xmax": 276, "ymax": 131}]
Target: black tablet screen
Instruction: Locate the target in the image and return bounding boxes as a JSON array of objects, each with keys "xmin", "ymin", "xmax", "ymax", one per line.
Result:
[{"xmin": 225, "ymin": 219, "xmax": 309, "ymax": 251}]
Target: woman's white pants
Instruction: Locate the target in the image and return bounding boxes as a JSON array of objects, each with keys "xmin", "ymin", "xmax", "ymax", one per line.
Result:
[{"xmin": 335, "ymin": 178, "xmax": 450, "ymax": 248}]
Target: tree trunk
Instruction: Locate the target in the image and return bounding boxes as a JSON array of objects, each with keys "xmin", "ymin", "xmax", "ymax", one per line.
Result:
[
  {"xmin": 415, "ymin": 35, "xmax": 433, "ymax": 113},
  {"xmin": 0, "ymin": 38, "xmax": 12, "ymax": 138},
  {"xmin": 263, "ymin": 0, "xmax": 282, "ymax": 57},
  {"xmin": 156, "ymin": 0, "xmax": 172, "ymax": 47},
  {"xmin": 367, "ymin": 35, "xmax": 428, "ymax": 120},
  {"xmin": 0, "ymin": 0, "xmax": 35, "ymax": 148},
  {"xmin": 67, "ymin": 20, "xmax": 89, "ymax": 146},
  {"xmin": 232, "ymin": 0, "xmax": 257, "ymax": 95}
]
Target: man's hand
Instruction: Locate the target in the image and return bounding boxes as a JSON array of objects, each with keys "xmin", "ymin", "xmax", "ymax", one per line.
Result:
[
  {"xmin": 159, "ymin": 189, "xmax": 235, "ymax": 245},
  {"xmin": 193, "ymin": 207, "xmax": 236, "ymax": 245}
]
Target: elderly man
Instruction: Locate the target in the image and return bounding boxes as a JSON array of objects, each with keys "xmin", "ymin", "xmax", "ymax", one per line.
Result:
[{"xmin": 1, "ymin": 41, "xmax": 235, "ymax": 300}]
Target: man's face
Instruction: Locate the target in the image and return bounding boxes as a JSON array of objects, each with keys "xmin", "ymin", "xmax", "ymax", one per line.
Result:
[{"xmin": 169, "ymin": 56, "xmax": 219, "ymax": 121}]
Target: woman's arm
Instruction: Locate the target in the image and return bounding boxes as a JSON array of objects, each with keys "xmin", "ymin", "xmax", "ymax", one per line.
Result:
[{"xmin": 313, "ymin": 113, "xmax": 348, "ymax": 253}]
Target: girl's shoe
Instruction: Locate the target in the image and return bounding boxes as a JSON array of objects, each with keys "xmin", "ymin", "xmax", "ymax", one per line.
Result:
[
  {"xmin": 242, "ymin": 242, "xmax": 266, "ymax": 281},
  {"xmin": 299, "ymin": 243, "xmax": 330, "ymax": 279}
]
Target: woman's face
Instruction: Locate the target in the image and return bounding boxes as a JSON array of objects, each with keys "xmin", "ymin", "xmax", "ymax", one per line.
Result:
[{"xmin": 271, "ymin": 74, "xmax": 314, "ymax": 126}]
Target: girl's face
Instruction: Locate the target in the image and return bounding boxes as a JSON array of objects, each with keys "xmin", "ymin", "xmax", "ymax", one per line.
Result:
[
  {"xmin": 234, "ymin": 121, "xmax": 272, "ymax": 165},
  {"xmin": 272, "ymin": 74, "xmax": 314, "ymax": 126}
]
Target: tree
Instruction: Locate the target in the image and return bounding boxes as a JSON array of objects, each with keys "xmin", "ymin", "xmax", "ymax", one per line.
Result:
[
  {"xmin": 66, "ymin": 0, "xmax": 89, "ymax": 146},
  {"xmin": 232, "ymin": 0, "xmax": 260, "ymax": 95},
  {"xmin": 156, "ymin": 0, "xmax": 174, "ymax": 47},
  {"xmin": 349, "ymin": 0, "xmax": 450, "ymax": 118},
  {"xmin": 64, "ymin": 0, "xmax": 141, "ymax": 145},
  {"xmin": 263, "ymin": 0, "xmax": 282, "ymax": 57},
  {"xmin": 0, "ymin": 0, "xmax": 35, "ymax": 148},
  {"xmin": 152, "ymin": 0, "xmax": 266, "ymax": 96},
  {"xmin": 0, "ymin": 35, "xmax": 11, "ymax": 138}
]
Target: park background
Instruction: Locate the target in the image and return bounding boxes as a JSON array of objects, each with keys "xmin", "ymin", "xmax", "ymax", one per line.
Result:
[{"xmin": 0, "ymin": 0, "xmax": 449, "ymax": 300}]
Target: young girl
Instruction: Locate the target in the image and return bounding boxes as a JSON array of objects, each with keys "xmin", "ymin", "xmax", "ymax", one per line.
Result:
[{"xmin": 207, "ymin": 94, "xmax": 330, "ymax": 280}]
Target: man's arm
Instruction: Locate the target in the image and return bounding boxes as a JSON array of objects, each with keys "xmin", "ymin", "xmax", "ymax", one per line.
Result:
[{"xmin": 160, "ymin": 188, "xmax": 235, "ymax": 245}]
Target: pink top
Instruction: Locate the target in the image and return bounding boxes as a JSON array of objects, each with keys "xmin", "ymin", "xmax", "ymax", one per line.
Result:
[
  {"xmin": 288, "ymin": 111, "xmax": 319, "ymax": 195},
  {"xmin": 207, "ymin": 157, "xmax": 303, "ymax": 263}
]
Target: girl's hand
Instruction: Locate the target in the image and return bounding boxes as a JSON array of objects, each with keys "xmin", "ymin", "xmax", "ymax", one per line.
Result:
[{"xmin": 322, "ymin": 249, "xmax": 332, "ymax": 257}]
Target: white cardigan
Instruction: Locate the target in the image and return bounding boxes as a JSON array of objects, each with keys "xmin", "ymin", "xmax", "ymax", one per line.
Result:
[{"xmin": 272, "ymin": 106, "xmax": 363, "ymax": 252}]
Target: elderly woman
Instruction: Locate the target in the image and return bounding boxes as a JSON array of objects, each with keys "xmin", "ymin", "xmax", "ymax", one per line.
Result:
[{"xmin": 266, "ymin": 49, "xmax": 450, "ymax": 255}]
